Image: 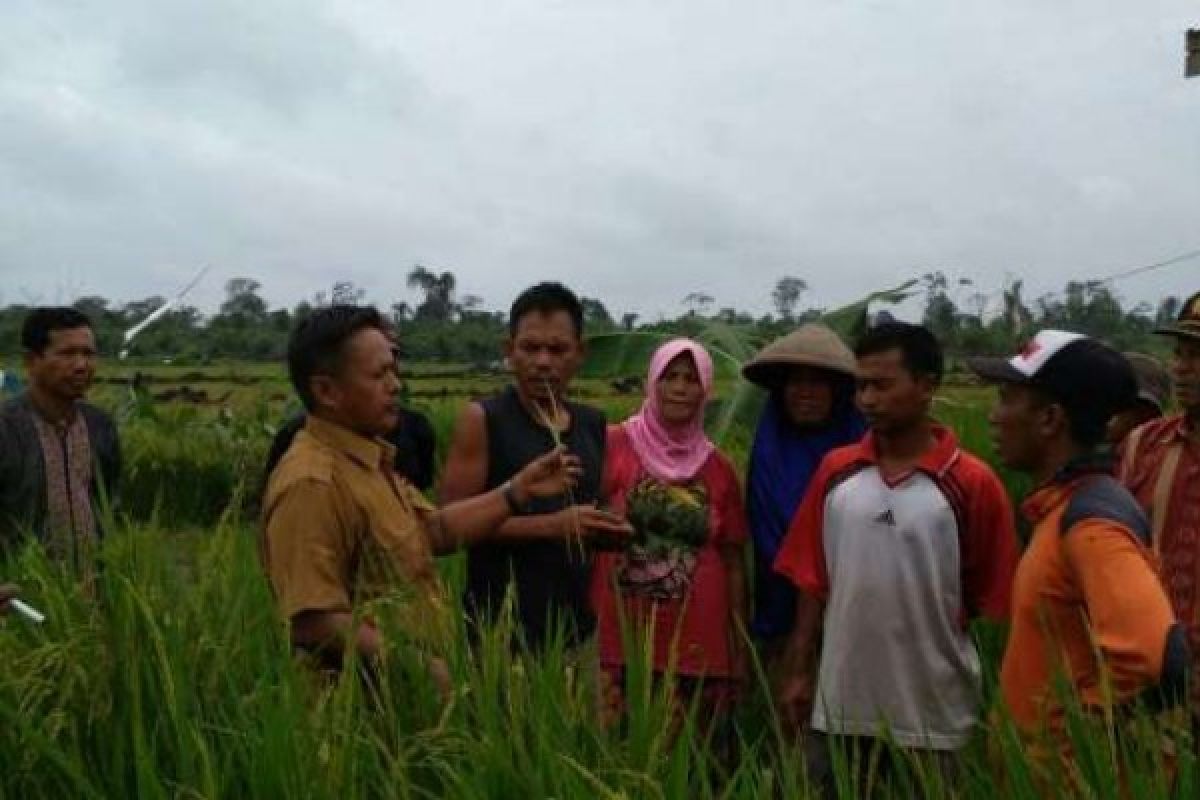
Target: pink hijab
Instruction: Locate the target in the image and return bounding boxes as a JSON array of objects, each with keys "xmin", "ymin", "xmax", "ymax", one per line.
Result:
[{"xmin": 622, "ymin": 338, "xmax": 715, "ymax": 484}]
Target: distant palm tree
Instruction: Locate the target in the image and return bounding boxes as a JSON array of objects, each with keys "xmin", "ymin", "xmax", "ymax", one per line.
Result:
[{"xmin": 406, "ymin": 265, "xmax": 458, "ymax": 321}]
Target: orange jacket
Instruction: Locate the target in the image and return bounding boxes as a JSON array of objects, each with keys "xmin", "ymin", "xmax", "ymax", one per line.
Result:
[{"xmin": 1000, "ymin": 467, "xmax": 1187, "ymax": 735}]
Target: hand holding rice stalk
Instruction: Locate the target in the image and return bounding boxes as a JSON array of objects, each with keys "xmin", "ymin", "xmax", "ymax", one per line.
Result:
[{"xmin": 532, "ymin": 379, "xmax": 587, "ymax": 559}]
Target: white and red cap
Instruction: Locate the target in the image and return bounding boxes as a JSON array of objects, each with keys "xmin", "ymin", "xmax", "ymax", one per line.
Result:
[
  {"xmin": 967, "ymin": 330, "xmax": 1085, "ymax": 383},
  {"xmin": 967, "ymin": 329, "xmax": 1137, "ymax": 414}
]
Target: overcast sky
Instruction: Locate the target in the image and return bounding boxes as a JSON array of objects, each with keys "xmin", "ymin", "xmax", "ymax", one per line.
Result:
[{"xmin": 1, "ymin": 1, "xmax": 1197, "ymax": 321}]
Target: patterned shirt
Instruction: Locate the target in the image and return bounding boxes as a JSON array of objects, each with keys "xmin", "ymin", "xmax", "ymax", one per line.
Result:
[
  {"xmin": 1118, "ymin": 414, "xmax": 1200, "ymax": 708},
  {"xmin": 29, "ymin": 409, "xmax": 97, "ymax": 569}
]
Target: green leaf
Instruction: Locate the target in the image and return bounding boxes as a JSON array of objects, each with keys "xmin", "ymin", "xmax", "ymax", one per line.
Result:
[
  {"xmin": 818, "ymin": 278, "xmax": 921, "ymax": 341},
  {"xmin": 581, "ymin": 330, "xmax": 744, "ymax": 381},
  {"xmin": 582, "ymin": 326, "xmax": 764, "ymax": 445}
]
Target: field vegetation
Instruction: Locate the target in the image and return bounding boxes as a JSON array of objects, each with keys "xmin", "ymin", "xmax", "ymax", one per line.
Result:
[{"xmin": 0, "ymin": 351, "xmax": 1191, "ymax": 797}]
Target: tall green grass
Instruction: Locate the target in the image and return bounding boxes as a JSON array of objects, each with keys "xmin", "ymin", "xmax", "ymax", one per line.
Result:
[
  {"xmin": 3, "ymin": 520, "xmax": 1192, "ymax": 798},
  {"xmin": 2, "ymin": 386, "xmax": 1191, "ymax": 798}
]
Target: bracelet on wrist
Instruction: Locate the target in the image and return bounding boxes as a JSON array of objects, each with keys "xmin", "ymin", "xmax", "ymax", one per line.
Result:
[{"xmin": 503, "ymin": 480, "xmax": 525, "ymax": 515}]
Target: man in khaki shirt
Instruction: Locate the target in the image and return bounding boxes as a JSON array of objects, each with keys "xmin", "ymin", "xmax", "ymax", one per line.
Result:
[{"xmin": 262, "ymin": 305, "xmax": 578, "ymax": 674}]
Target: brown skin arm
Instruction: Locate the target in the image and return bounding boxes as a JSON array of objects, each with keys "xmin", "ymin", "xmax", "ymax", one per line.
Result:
[
  {"xmin": 291, "ymin": 610, "xmax": 450, "ymax": 698},
  {"xmin": 774, "ymin": 589, "xmax": 825, "ymax": 737},
  {"xmin": 290, "ymin": 610, "xmax": 383, "ymax": 661},
  {"xmin": 720, "ymin": 543, "xmax": 749, "ymax": 680},
  {"xmin": 437, "ymin": 402, "xmax": 631, "ymax": 551},
  {"xmin": 428, "ymin": 445, "xmax": 588, "ymax": 554}
]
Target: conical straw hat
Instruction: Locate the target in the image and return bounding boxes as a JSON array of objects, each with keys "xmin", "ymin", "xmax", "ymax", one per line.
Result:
[{"xmin": 741, "ymin": 323, "xmax": 857, "ymax": 389}]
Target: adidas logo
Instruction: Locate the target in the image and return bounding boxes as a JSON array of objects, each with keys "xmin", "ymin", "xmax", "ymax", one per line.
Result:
[{"xmin": 875, "ymin": 509, "xmax": 896, "ymax": 526}]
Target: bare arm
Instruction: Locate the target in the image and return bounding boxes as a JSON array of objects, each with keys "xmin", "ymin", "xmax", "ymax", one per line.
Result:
[
  {"xmin": 775, "ymin": 589, "xmax": 825, "ymax": 736},
  {"xmin": 438, "ymin": 402, "xmax": 489, "ymax": 504},
  {"xmin": 291, "ymin": 609, "xmax": 382, "ymax": 662},
  {"xmin": 426, "ymin": 479, "xmax": 531, "ymax": 554},
  {"xmin": 436, "ymin": 402, "xmax": 630, "ymax": 550},
  {"xmin": 291, "ymin": 610, "xmax": 449, "ymax": 697},
  {"xmin": 438, "ymin": 403, "xmax": 555, "ymax": 541}
]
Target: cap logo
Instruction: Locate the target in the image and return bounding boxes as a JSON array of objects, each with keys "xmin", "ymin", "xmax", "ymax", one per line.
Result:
[{"xmin": 1008, "ymin": 329, "xmax": 1086, "ymax": 378}]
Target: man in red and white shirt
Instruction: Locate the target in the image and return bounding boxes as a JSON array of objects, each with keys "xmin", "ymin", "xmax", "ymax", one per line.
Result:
[
  {"xmin": 1119, "ymin": 290, "xmax": 1200, "ymax": 715},
  {"xmin": 774, "ymin": 323, "xmax": 1019, "ymax": 792}
]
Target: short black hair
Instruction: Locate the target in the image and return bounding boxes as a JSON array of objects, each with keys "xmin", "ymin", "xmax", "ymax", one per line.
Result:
[
  {"xmin": 508, "ymin": 282, "xmax": 584, "ymax": 339},
  {"xmin": 854, "ymin": 322, "xmax": 944, "ymax": 383},
  {"xmin": 1028, "ymin": 345, "xmax": 1137, "ymax": 449},
  {"xmin": 1027, "ymin": 384, "xmax": 1117, "ymax": 449},
  {"xmin": 21, "ymin": 307, "xmax": 93, "ymax": 354},
  {"xmin": 287, "ymin": 305, "xmax": 390, "ymax": 411}
]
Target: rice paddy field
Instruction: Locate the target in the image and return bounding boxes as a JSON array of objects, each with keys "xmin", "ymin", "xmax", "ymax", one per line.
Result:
[{"xmin": 0, "ymin": 362, "xmax": 1192, "ymax": 799}]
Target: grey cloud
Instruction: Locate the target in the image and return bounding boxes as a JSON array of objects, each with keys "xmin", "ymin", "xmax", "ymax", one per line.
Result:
[{"xmin": 0, "ymin": 0, "xmax": 1198, "ymax": 319}]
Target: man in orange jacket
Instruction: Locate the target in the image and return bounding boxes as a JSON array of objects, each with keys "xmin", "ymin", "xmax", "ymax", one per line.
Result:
[{"xmin": 970, "ymin": 331, "xmax": 1188, "ymax": 755}]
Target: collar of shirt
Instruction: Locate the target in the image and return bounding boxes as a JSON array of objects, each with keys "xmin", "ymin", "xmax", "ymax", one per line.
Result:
[
  {"xmin": 853, "ymin": 423, "xmax": 962, "ymax": 478},
  {"xmin": 1020, "ymin": 453, "xmax": 1112, "ymax": 523},
  {"xmin": 303, "ymin": 414, "xmax": 396, "ymax": 474},
  {"xmin": 17, "ymin": 392, "xmax": 80, "ymax": 431}
]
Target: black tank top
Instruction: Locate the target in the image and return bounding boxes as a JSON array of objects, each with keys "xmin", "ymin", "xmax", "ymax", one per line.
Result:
[{"xmin": 465, "ymin": 386, "xmax": 606, "ymax": 649}]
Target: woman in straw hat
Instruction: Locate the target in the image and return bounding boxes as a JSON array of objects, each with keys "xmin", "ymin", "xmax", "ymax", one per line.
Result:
[{"xmin": 741, "ymin": 324, "xmax": 865, "ymax": 662}]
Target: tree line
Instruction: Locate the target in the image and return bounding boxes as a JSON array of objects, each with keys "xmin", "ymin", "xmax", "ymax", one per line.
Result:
[{"xmin": 0, "ymin": 268, "xmax": 1181, "ymax": 365}]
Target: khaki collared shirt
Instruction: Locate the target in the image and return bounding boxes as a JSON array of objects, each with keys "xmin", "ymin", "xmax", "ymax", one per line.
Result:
[{"xmin": 261, "ymin": 415, "xmax": 448, "ymax": 648}]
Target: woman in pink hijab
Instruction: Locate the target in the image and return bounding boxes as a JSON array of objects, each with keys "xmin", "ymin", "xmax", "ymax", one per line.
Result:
[{"xmin": 592, "ymin": 338, "xmax": 749, "ymax": 730}]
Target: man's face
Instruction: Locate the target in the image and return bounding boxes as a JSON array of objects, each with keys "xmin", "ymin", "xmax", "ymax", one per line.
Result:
[
  {"xmin": 782, "ymin": 366, "xmax": 837, "ymax": 428},
  {"xmin": 315, "ymin": 327, "xmax": 400, "ymax": 437},
  {"xmin": 855, "ymin": 349, "xmax": 933, "ymax": 435},
  {"xmin": 25, "ymin": 326, "xmax": 97, "ymax": 402},
  {"xmin": 987, "ymin": 382, "xmax": 1049, "ymax": 472},
  {"xmin": 1171, "ymin": 337, "xmax": 1200, "ymax": 414},
  {"xmin": 505, "ymin": 310, "xmax": 585, "ymax": 404}
]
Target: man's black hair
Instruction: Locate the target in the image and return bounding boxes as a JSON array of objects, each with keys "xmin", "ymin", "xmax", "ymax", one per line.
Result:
[
  {"xmin": 1026, "ymin": 384, "xmax": 1114, "ymax": 449},
  {"xmin": 854, "ymin": 322, "xmax": 944, "ymax": 383},
  {"xmin": 287, "ymin": 305, "xmax": 389, "ymax": 411},
  {"xmin": 508, "ymin": 282, "xmax": 584, "ymax": 339},
  {"xmin": 1026, "ymin": 345, "xmax": 1137, "ymax": 449},
  {"xmin": 21, "ymin": 307, "xmax": 93, "ymax": 354}
]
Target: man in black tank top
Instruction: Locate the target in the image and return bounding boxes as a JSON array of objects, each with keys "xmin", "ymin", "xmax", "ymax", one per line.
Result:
[{"xmin": 441, "ymin": 283, "xmax": 632, "ymax": 650}]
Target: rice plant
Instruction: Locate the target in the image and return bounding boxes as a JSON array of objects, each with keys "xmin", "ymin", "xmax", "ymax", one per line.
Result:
[{"xmin": 1, "ymin": 378, "xmax": 1191, "ymax": 798}]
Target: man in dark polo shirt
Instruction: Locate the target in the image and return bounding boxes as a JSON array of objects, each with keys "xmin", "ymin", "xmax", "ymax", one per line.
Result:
[{"xmin": 440, "ymin": 283, "xmax": 632, "ymax": 650}]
